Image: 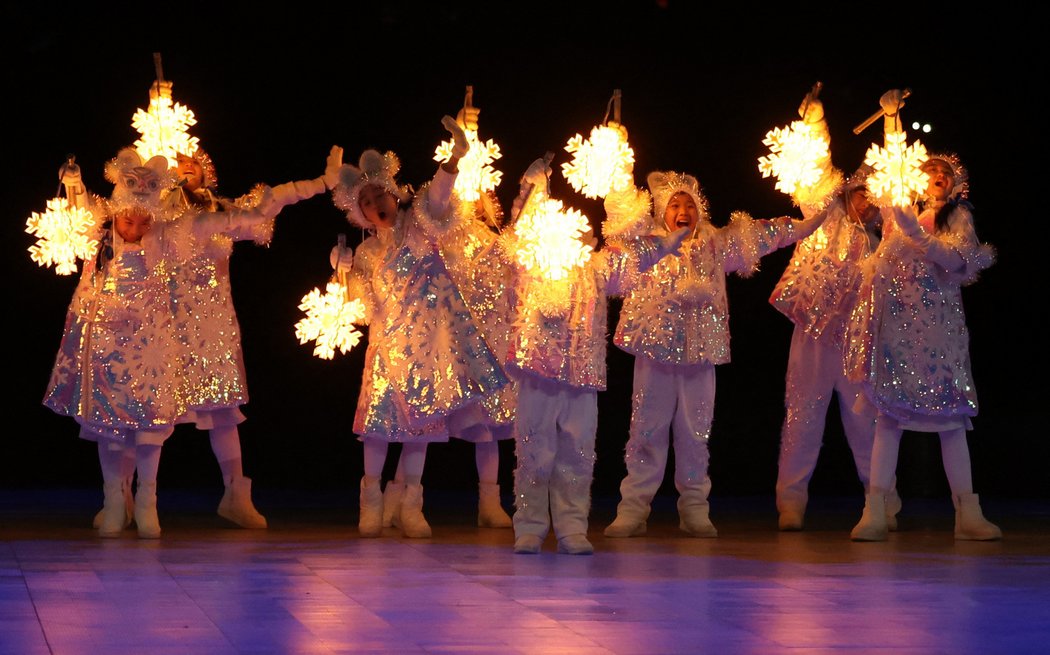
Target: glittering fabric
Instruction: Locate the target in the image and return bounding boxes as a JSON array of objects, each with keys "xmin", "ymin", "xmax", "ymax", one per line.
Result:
[
  {"xmin": 506, "ymin": 244, "xmax": 645, "ymax": 390},
  {"xmin": 614, "ymin": 213, "xmax": 799, "ymax": 366},
  {"xmin": 43, "ymin": 246, "xmax": 180, "ymax": 442},
  {"xmin": 770, "ymin": 195, "xmax": 879, "ymax": 348},
  {"xmin": 351, "ymin": 181, "xmax": 508, "ymax": 442},
  {"xmin": 845, "ymin": 204, "xmax": 993, "ymax": 429}
]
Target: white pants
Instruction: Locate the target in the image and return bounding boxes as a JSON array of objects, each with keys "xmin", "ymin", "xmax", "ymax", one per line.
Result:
[
  {"xmin": 776, "ymin": 327, "xmax": 875, "ymax": 510},
  {"xmin": 512, "ymin": 376, "xmax": 597, "ymax": 539},
  {"xmin": 614, "ymin": 358, "xmax": 715, "ymax": 520}
]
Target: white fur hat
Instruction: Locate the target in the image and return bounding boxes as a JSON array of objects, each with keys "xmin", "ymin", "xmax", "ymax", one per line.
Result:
[
  {"xmin": 922, "ymin": 152, "xmax": 969, "ymax": 200},
  {"xmin": 646, "ymin": 170, "xmax": 710, "ymax": 225},
  {"xmin": 332, "ymin": 149, "xmax": 411, "ymax": 229},
  {"xmin": 104, "ymin": 147, "xmax": 177, "ymax": 220}
]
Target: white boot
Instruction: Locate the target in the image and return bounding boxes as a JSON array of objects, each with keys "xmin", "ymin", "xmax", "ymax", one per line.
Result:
[
  {"xmin": 851, "ymin": 490, "xmax": 888, "ymax": 542},
  {"xmin": 557, "ymin": 533, "xmax": 594, "ymax": 555},
  {"xmin": 359, "ymin": 476, "xmax": 383, "ymax": 538},
  {"xmin": 678, "ymin": 495, "xmax": 717, "ymax": 538},
  {"xmin": 603, "ymin": 512, "xmax": 647, "ymax": 538},
  {"xmin": 98, "ymin": 480, "xmax": 130, "ymax": 538},
  {"xmin": 94, "ymin": 478, "xmax": 134, "ymax": 532},
  {"xmin": 954, "ymin": 493, "xmax": 1002, "ymax": 541},
  {"xmin": 885, "ymin": 488, "xmax": 903, "ymax": 532},
  {"xmin": 399, "ymin": 484, "xmax": 432, "ymax": 538},
  {"xmin": 382, "ymin": 481, "xmax": 404, "ymax": 529},
  {"xmin": 478, "ymin": 482, "xmax": 512, "ymax": 528},
  {"xmin": 218, "ymin": 476, "xmax": 268, "ymax": 529},
  {"xmin": 776, "ymin": 489, "xmax": 807, "ymax": 531},
  {"xmin": 134, "ymin": 481, "xmax": 161, "ymax": 539}
]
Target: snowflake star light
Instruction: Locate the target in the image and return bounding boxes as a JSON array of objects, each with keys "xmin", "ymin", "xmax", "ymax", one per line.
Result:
[
  {"xmin": 864, "ymin": 130, "xmax": 929, "ymax": 207},
  {"xmin": 758, "ymin": 121, "xmax": 829, "ymax": 195},
  {"xmin": 435, "ymin": 128, "xmax": 502, "ymax": 202},
  {"xmin": 513, "ymin": 198, "xmax": 593, "ymax": 281},
  {"xmin": 26, "ymin": 197, "xmax": 98, "ymax": 275},
  {"xmin": 294, "ymin": 282, "xmax": 366, "ymax": 360},
  {"xmin": 561, "ymin": 124, "xmax": 634, "ymax": 199},
  {"xmin": 132, "ymin": 84, "xmax": 199, "ymax": 166}
]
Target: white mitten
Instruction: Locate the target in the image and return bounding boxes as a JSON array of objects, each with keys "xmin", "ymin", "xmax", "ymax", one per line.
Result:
[
  {"xmin": 330, "ymin": 243, "xmax": 353, "ymax": 273},
  {"xmin": 880, "ymin": 89, "xmax": 906, "ymax": 116},
  {"xmin": 456, "ymin": 106, "xmax": 480, "ymax": 132},
  {"xmin": 324, "ymin": 146, "xmax": 344, "ymax": 190},
  {"xmin": 442, "ymin": 115, "xmax": 470, "ymax": 159}
]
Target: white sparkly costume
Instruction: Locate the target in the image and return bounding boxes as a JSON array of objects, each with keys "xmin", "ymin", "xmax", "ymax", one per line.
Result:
[
  {"xmin": 606, "ymin": 171, "xmax": 826, "ymax": 537},
  {"xmin": 771, "ymin": 184, "xmax": 882, "ymax": 523}
]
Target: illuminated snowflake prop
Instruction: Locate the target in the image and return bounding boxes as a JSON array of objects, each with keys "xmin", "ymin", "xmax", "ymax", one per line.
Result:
[
  {"xmin": 864, "ymin": 131, "xmax": 930, "ymax": 207},
  {"xmin": 561, "ymin": 124, "xmax": 634, "ymax": 199},
  {"xmin": 25, "ymin": 197, "xmax": 99, "ymax": 275},
  {"xmin": 513, "ymin": 198, "xmax": 593, "ymax": 281},
  {"xmin": 435, "ymin": 128, "xmax": 502, "ymax": 202},
  {"xmin": 758, "ymin": 121, "xmax": 829, "ymax": 195},
  {"xmin": 132, "ymin": 84, "xmax": 199, "ymax": 166},
  {"xmin": 294, "ymin": 282, "xmax": 366, "ymax": 360}
]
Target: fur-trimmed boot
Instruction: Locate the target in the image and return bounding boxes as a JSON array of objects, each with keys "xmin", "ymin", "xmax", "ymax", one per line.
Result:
[
  {"xmin": 478, "ymin": 482, "xmax": 512, "ymax": 528},
  {"xmin": 399, "ymin": 484, "xmax": 432, "ymax": 538},
  {"xmin": 603, "ymin": 511, "xmax": 647, "ymax": 538},
  {"xmin": 953, "ymin": 493, "xmax": 1002, "ymax": 541},
  {"xmin": 94, "ymin": 478, "xmax": 134, "ymax": 532},
  {"xmin": 382, "ymin": 481, "xmax": 404, "ymax": 529},
  {"xmin": 678, "ymin": 493, "xmax": 717, "ymax": 538},
  {"xmin": 776, "ymin": 491, "xmax": 807, "ymax": 532},
  {"xmin": 134, "ymin": 481, "xmax": 161, "ymax": 539},
  {"xmin": 557, "ymin": 533, "xmax": 594, "ymax": 555},
  {"xmin": 218, "ymin": 475, "xmax": 268, "ymax": 529},
  {"xmin": 359, "ymin": 476, "xmax": 383, "ymax": 538},
  {"xmin": 850, "ymin": 489, "xmax": 888, "ymax": 542},
  {"xmin": 885, "ymin": 488, "xmax": 903, "ymax": 532},
  {"xmin": 98, "ymin": 480, "xmax": 131, "ymax": 538}
]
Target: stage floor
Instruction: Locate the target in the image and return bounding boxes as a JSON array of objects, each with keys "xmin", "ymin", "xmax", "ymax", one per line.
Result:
[{"xmin": 2, "ymin": 489, "xmax": 1049, "ymax": 654}]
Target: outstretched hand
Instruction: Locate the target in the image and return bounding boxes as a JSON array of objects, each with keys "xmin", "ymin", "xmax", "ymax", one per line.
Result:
[
  {"xmin": 324, "ymin": 145, "xmax": 344, "ymax": 189},
  {"xmin": 442, "ymin": 115, "xmax": 470, "ymax": 160}
]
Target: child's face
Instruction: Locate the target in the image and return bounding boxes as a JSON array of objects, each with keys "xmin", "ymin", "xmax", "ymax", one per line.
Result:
[
  {"xmin": 114, "ymin": 209, "xmax": 153, "ymax": 244},
  {"xmin": 922, "ymin": 159, "xmax": 955, "ymax": 202},
  {"xmin": 359, "ymin": 184, "xmax": 398, "ymax": 229},
  {"xmin": 848, "ymin": 188, "xmax": 878, "ymax": 227},
  {"xmin": 176, "ymin": 154, "xmax": 205, "ymax": 192},
  {"xmin": 663, "ymin": 192, "xmax": 699, "ymax": 232}
]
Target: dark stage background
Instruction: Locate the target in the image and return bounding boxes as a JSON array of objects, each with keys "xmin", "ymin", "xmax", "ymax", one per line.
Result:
[{"xmin": 5, "ymin": 4, "xmax": 1045, "ymax": 506}]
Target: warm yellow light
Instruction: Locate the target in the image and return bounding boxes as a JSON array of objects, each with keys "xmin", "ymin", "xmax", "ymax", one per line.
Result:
[
  {"xmin": 758, "ymin": 121, "xmax": 829, "ymax": 195},
  {"xmin": 513, "ymin": 198, "xmax": 593, "ymax": 281},
  {"xmin": 561, "ymin": 124, "xmax": 634, "ymax": 199},
  {"xmin": 864, "ymin": 130, "xmax": 929, "ymax": 207},
  {"xmin": 434, "ymin": 128, "xmax": 502, "ymax": 202},
  {"xmin": 132, "ymin": 83, "xmax": 199, "ymax": 167},
  {"xmin": 294, "ymin": 282, "xmax": 366, "ymax": 360},
  {"xmin": 25, "ymin": 197, "xmax": 99, "ymax": 275}
]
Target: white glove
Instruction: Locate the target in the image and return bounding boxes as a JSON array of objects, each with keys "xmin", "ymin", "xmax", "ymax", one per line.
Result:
[
  {"xmin": 324, "ymin": 146, "xmax": 344, "ymax": 190},
  {"xmin": 798, "ymin": 94, "xmax": 824, "ymax": 124},
  {"xmin": 441, "ymin": 115, "xmax": 469, "ymax": 159},
  {"xmin": 892, "ymin": 205, "xmax": 923, "ymax": 238},
  {"xmin": 880, "ymin": 89, "xmax": 906, "ymax": 116},
  {"xmin": 58, "ymin": 159, "xmax": 83, "ymax": 189},
  {"xmin": 520, "ymin": 157, "xmax": 551, "ymax": 189},
  {"xmin": 658, "ymin": 226, "xmax": 690, "ymax": 258},
  {"xmin": 330, "ymin": 243, "xmax": 353, "ymax": 273},
  {"xmin": 456, "ymin": 106, "xmax": 479, "ymax": 132}
]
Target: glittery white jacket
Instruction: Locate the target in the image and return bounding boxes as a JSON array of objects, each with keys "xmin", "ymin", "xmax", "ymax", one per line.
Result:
[
  {"xmin": 769, "ymin": 195, "xmax": 879, "ymax": 348},
  {"xmin": 348, "ymin": 171, "xmax": 509, "ymax": 440},
  {"xmin": 845, "ymin": 202, "xmax": 994, "ymax": 424},
  {"xmin": 614, "ymin": 211, "xmax": 809, "ymax": 367}
]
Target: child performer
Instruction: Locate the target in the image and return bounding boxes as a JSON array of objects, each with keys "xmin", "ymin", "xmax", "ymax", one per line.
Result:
[
  {"xmin": 166, "ymin": 146, "xmax": 339, "ymax": 529},
  {"xmin": 848, "ymin": 90, "xmax": 999, "ymax": 541},
  {"xmin": 603, "ymin": 168, "xmax": 828, "ymax": 539},
  {"xmin": 507, "ymin": 157, "xmax": 688, "ymax": 555},
  {"xmin": 330, "ymin": 115, "xmax": 508, "ymax": 538},
  {"xmin": 770, "ymin": 91, "xmax": 900, "ymax": 531}
]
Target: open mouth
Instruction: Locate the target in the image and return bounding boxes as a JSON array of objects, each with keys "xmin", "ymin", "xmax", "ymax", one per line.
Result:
[{"xmin": 675, "ymin": 218, "xmax": 691, "ymax": 228}]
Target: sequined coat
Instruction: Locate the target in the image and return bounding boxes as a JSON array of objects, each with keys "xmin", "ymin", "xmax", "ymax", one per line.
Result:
[
  {"xmin": 44, "ymin": 244, "xmax": 181, "ymax": 440},
  {"xmin": 173, "ymin": 179, "xmax": 326, "ymax": 415},
  {"xmin": 349, "ymin": 174, "xmax": 509, "ymax": 441},
  {"xmin": 614, "ymin": 214, "xmax": 802, "ymax": 366},
  {"xmin": 769, "ymin": 196, "xmax": 879, "ymax": 349},
  {"xmin": 845, "ymin": 203, "xmax": 993, "ymax": 427},
  {"xmin": 506, "ymin": 240, "xmax": 659, "ymax": 390}
]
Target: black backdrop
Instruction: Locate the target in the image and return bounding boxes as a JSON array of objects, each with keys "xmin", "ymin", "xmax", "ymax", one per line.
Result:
[{"xmin": 5, "ymin": 3, "xmax": 1045, "ymax": 503}]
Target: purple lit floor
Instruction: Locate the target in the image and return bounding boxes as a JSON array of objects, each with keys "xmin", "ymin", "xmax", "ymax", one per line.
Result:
[{"xmin": 2, "ymin": 490, "xmax": 1049, "ymax": 655}]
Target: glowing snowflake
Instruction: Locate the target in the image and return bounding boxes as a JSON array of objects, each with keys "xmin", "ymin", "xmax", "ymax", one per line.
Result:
[
  {"xmin": 561, "ymin": 124, "xmax": 634, "ymax": 199},
  {"xmin": 513, "ymin": 198, "xmax": 593, "ymax": 281},
  {"xmin": 295, "ymin": 282, "xmax": 366, "ymax": 360},
  {"xmin": 864, "ymin": 131, "xmax": 929, "ymax": 207},
  {"xmin": 132, "ymin": 85, "xmax": 199, "ymax": 166},
  {"xmin": 26, "ymin": 197, "xmax": 99, "ymax": 275},
  {"xmin": 758, "ymin": 121, "xmax": 829, "ymax": 195},
  {"xmin": 434, "ymin": 129, "xmax": 502, "ymax": 202}
]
